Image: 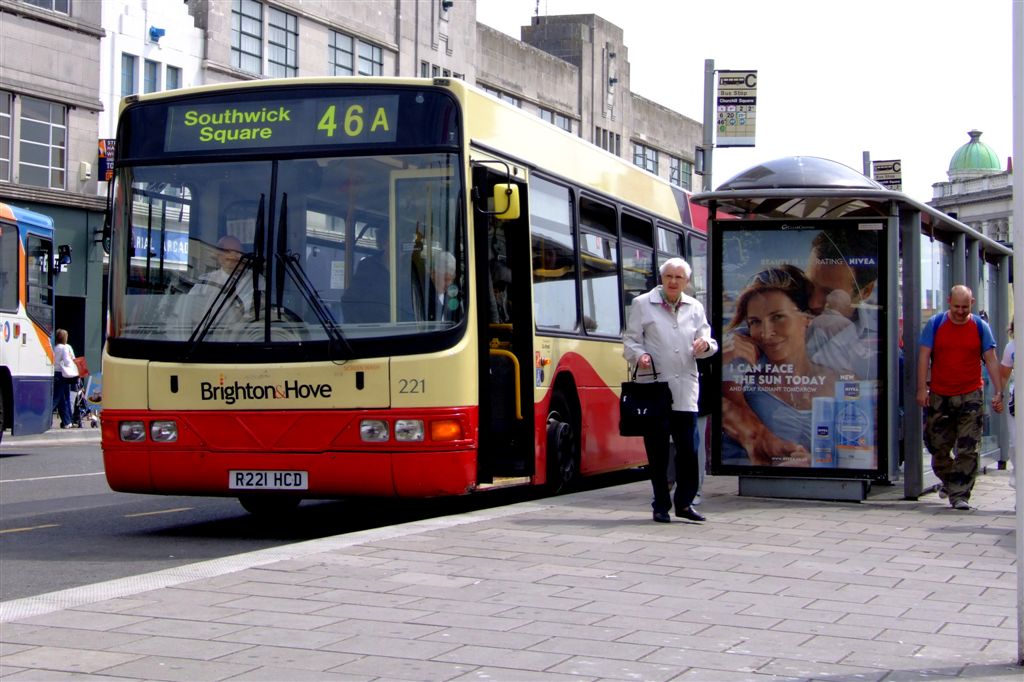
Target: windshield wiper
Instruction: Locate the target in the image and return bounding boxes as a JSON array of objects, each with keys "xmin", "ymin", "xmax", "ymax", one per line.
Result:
[
  {"xmin": 184, "ymin": 251, "xmax": 254, "ymax": 354},
  {"xmin": 184, "ymin": 196, "xmax": 265, "ymax": 357},
  {"xmin": 251, "ymin": 194, "xmax": 266, "ymax": 321},
  {"xmin": 274, "ymin": 194, "xmax": 352, "ymax": 356}
]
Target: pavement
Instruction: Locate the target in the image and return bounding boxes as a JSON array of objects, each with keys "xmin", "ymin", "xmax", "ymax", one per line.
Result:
[
  {"xmin": 1, "ymin": 428, "xmax": 1022, "ymax": 680},
  {"xmin": 1, "ymin": 414, "xmax": 102, "ymax": 448}
]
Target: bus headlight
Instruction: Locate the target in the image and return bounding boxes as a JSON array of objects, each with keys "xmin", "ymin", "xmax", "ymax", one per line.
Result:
[
  {"xmin": 395, "ymin": 419, "xmax": 424, "ymax": 441},
  {"xmin": 119, "ymin": 421, "xmax": 146, "ymax": 442},
  {"xmin": 150, "ymin": 421, "xmax": 178, "ymax": 442},
  {"xmin": 360, "ymin": 419, "xmax": 389, "ymax": 442}
]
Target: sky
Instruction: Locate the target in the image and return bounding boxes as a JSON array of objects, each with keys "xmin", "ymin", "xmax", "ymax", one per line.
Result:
[{"xmin": 475, "ymin": 0, "xmax": 1016, "ymax": 204}]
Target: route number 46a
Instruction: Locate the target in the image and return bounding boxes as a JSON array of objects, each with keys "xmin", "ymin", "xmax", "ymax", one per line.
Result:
[{"xmin": 317, "ymin": 104, "xmax": 391, "ymax": 138}]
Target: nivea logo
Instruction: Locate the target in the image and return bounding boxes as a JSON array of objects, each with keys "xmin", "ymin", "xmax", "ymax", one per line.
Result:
[
  {"xmin": 847, "ymin": 257, "xmax": 876, "ymax": 266},
  {"xmin": 816, "ymin": 425, "xmax": 831, "ymax": 437},
  {"xmin": 843, "ymin": 383, "xmax": 861, "ymax": 398}
]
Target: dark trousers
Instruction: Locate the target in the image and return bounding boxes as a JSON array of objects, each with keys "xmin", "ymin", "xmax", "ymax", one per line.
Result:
[
  {"xmin": 52, "ymin": 373, "xmax": 73, "ymax": 427},
  {"xmin": 643, "ymin": 410, "xmax": 698, "ymax": 514}
]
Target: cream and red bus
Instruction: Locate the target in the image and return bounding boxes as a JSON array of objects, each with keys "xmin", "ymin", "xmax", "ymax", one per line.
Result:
[{"xmin": 102, "ymin": 77, "xmax": 707, "ymax": 513}]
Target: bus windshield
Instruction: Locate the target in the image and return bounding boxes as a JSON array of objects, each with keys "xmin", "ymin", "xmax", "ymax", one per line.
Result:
[
  {"xmin": 110, "ymin": 153, "xmax": 464, "ymax": 359},
  {"xmin": 108, "ymin": 85, "xmax": 465, "ymax": 362}
]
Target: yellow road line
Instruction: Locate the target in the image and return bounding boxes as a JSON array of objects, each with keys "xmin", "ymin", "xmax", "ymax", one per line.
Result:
[
  {"xmin": 124, "ymin": 507, "xmax": 193, "ymax": 518},
  {"xmin": 0, "ymin": 524, "xmax": 60, "ymax": 534}
]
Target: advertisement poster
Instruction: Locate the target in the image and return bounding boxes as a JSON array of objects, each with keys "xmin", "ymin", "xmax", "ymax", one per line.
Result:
[{"xmin": 716, "ymin": 221, "xmax": 882, "ymax": 472}]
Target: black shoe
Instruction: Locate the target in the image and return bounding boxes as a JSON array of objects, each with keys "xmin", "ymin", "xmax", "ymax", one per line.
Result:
[
  {"xmin": 652, "ymin": 511, "xmax": 671, "ymax": 523},
  {"xmin": 675, "ymin": 506, "xmax": 705, "ymax": 522}
]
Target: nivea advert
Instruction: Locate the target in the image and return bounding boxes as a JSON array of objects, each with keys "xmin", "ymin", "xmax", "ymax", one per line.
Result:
[{"xmin": 718, "ymin": 222, "xmax": 881, "ymax": 470}]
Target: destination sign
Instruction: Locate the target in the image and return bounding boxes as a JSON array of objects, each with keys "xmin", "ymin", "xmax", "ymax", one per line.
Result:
[{"xmin": 164, "ymin": 95, "xmax": 400, "ymax": 152}]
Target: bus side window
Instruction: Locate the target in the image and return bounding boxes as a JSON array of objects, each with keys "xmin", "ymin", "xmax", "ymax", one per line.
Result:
[{"xmin": 530, "ymin": 178, "xmax": 576, "ymax": 331}]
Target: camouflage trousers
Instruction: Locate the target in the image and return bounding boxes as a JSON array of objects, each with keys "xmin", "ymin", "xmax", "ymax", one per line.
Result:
[{"xmin": 924, "ymin": 388, "xmax": 984, "ymax": 503}]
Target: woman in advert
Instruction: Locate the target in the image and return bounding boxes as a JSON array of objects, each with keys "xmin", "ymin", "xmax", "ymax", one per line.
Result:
[{"xmin": 721, "ymin": 266, "xmax": 840, "ymax": 466}]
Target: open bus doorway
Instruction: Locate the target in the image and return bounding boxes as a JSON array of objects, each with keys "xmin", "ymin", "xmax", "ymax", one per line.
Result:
[{"xmin": 472, "ymin": 165, "xmax": 535, "ymax": 484}]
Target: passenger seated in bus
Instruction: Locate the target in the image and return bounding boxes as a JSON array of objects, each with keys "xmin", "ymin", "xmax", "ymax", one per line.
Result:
[
  {"xmin": 425, "ymin": 249, "xmax": 461, "ymax": 323},
  {"xmin": 183, "ymin": 235, "xmax": 253, "ymax": 329},
  {"xmin": 342, "ymin": 241, "xmax": 390, "ymax": 324}
]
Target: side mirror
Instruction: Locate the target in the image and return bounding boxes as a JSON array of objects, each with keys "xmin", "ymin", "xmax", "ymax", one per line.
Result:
[
  {"xmin": 492, "ymin": 184, "xmax": 520, "ymax": 221},
  {"xmin": 55, "ymin": 244, "xmax": 72, "ymax": 269}
]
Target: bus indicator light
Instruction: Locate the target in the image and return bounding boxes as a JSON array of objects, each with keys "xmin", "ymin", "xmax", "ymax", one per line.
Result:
[{"xmin": 430, "ymin": 420, "xmax": 462, "ymax": 442}]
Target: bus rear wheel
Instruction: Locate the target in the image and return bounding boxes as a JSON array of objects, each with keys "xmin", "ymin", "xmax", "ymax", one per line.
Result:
[
  {"xmin": 546, "ymin": 393, "xmax": 579, "ymax": 494},
  {"xmin": 238, "ymin": 495, "xmax": 302, "ymax": 516}
]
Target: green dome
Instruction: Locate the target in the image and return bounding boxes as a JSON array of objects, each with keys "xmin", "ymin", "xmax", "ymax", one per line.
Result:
[{"xmin": 948, "ymin": 130, "xmax": 1002, "ymax": 176}]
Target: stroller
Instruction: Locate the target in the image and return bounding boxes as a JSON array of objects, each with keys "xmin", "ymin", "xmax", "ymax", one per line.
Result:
[{"xmin": 71, "ymin": 377, "xmax": 100, "ymax": 428}]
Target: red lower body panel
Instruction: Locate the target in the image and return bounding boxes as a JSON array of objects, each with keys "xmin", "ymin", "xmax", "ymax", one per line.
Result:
[{"xmin": 101, "ymin": 408, "xmax": 479, "ymax": 498}]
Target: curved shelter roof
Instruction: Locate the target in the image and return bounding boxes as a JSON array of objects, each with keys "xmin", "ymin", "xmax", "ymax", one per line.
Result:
[{"xmin": 693, "ymin": 156, "xmax": 1011, "ymax": 259}]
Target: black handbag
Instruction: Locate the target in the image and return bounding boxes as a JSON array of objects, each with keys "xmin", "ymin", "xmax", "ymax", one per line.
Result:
[{"xmin": 619, "ymin": 360, "xmax": 673, "ymax": 437}]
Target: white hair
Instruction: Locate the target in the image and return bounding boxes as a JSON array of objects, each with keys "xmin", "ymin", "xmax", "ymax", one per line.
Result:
[
  {"xmin": 659, "ymin": 257, "xmax": 691, "ymax": 278},
  {"xmin": 432, "ymin": 249, "xmax": 455, "ymax": 275}
]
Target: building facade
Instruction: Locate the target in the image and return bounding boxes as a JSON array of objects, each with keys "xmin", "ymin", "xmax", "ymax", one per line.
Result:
[
  {"xmin": 0, "ymin": 0, "xmax": 106, "ymax": 367},
  {"xmin": 929, "ymin": 130, "xmax": 1013, "ymax": 245},
  {"xmin": 1, "ymin": 0, "xmax": 704, "ymax": 368}
]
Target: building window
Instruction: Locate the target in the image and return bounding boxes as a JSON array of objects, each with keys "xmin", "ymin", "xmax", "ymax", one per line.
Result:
[
  {"xmin": 232, "ymin": 0, "xmax": 263, "ymax": 75},
  {"xmin": 144, "ymin": 59, "xmax": 160, "ymax": 94},
  {"xmin": 328, "ymin": 31, "xmax": 354, "ymax": 75},
  {"xmin": 540, "ymin": 108, "xmax": 572, "ymax": 133},
  {"xmin": 267, "ymin": 6, "xmax": 298, "ymax": 78},
  {"xmin": 22, "ymin": 0, "xmax": 69, "ymax": 13},
  {"xmin": 329, "ymin": 31, "xmax": 382, "ymax": 76},
  {"xmin": 166, "ymin": 66, "xmax": 182, "ymax": 90},
  {"xmin": 121, "ymin": 53, "xmax": 137, "ymax": 96},
  {"xmin": 18, "ymin": 96, "xmax": 66, "ymax": 190},
  {"xmin": 357, "ymin": 42, "xmax": 383, "ymax": 76},
  {"xmin": 633, "ymin": 142, "xmax": 658, "ymax": 174},
  {"xmin": 420, "ymin": 61, "xmax": 429, "ymax": 78},
  {"xmin": 0, "ymin": 91, "xmax": 11, "ymax": 182},
  {"xmin": 594, "ymin": 126, "xmax": 620, "ymax": 156},
  {"xmin": 481, "ymin": 85, "xmax": 521, "ymax": 107},
  {"xmin": 669, "ymin": 156, "xmax": 693, "ymax": 190}
]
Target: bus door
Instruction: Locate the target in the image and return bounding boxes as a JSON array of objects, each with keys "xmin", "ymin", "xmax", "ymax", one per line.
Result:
[{"xmin": 472, "ymin": 165, "xmax": 534, "ymax": 481}]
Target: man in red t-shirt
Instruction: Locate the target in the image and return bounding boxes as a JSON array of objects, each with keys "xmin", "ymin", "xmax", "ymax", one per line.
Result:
[{"xmin": 917, "ymin": 285, "xmax": 1004, "ymax": 509}]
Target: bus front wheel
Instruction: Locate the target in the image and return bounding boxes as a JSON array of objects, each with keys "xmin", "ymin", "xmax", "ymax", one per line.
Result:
[
  {"xmin": 238, "ymin": 495, "xmax": 302, "ymax": 516},
  {"xmin": 546, "ymin": 393, "xmax": 579, "ymax": 493}
]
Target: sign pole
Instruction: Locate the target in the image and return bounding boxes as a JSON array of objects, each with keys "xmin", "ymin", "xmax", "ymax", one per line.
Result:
[
  {"xmin": 1011, "ymin": 0, "xmax": 1023, "ymax": 666},
  {"xmin": 702, "ymin": 59, "xmax": 715, "ymax": 192}
]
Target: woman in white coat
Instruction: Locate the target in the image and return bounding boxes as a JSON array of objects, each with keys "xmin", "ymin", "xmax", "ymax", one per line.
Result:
[{"xmin": 623, "ymin": 258, "xmax": 718, "ymax": 523}]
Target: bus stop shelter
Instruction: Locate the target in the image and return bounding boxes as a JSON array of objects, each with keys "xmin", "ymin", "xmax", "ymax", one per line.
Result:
[{"xmin": 693, "ymin": 156, "xmax": 1012, "ymax": 501}]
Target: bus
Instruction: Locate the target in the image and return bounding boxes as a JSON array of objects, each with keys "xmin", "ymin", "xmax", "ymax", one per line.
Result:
[
  {"xmin": 0, "ymin": 202, "xmax": 55, "ymax": 442},
  {"xmin": 102, "ymin": 77, "xmax": 708, "ymax": 513}
]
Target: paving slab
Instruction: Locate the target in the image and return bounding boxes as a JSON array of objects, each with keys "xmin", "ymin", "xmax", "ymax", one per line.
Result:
[{"xmin": 2, "ymin": 471, "xmax": 1022, "ymax": 680}]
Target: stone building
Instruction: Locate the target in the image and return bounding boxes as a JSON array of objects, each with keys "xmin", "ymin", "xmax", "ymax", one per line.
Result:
[
  {"xmin": 929, "ymin": 130, "xmax": 1013, "ymax": 245},
  {"xmin": 0, "ymin": 0, "xmax": 106, "ymax": 363},
  {"xmin": 1, "ymin": 0, "xmax": 703, "ymax": 367}
]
